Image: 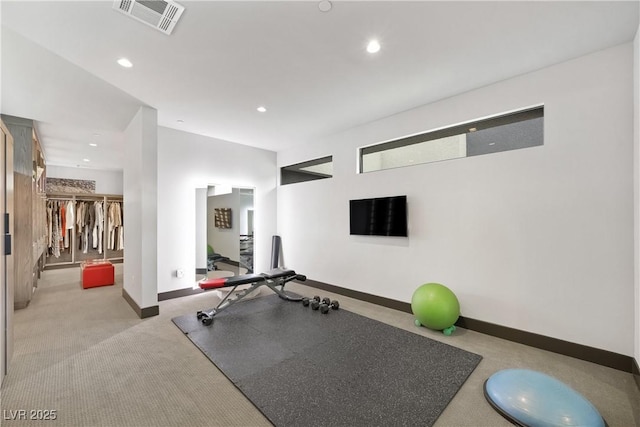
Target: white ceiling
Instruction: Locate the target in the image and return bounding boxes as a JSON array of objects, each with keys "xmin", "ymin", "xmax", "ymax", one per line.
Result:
[{"xmin": 1, "ymin": 0, "xmax": 638, "ymax": 170}]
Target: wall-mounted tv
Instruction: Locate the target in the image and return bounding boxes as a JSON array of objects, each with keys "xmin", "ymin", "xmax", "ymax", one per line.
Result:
[{"xmin": 349, "ymin": 195, "xmax": 408, "ymax": 237}]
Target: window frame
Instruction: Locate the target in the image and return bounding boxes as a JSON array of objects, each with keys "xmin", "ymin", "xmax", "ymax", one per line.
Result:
[
  {"xmin": 280, "ymin": 155, "xmax": 333, "ymax": 186},
  {"xmin": 358, "ymin": 106, "xmax": 544, "ymax": 173}
]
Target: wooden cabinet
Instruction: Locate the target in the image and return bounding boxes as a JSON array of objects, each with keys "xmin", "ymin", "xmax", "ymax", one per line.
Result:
[
  {"xmin": 1, "ymin": 115, "xmax": 46, "ymax": 309},
  {"xmin": 33, "ymin": 131, "xmax": 46, "ymax": 275},
  {"xmin": 1, "ymin": 119, "xmax": 15, "ymax": 384}
]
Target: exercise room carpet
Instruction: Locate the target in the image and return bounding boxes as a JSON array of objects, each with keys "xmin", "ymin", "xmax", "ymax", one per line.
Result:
[{"xmin": 172, "ymin": 294, "xmax": 482, "ymax": 427}]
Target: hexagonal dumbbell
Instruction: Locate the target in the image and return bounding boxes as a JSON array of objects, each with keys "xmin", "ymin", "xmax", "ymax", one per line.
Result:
[
  {"xmin": 302, "ymin": 295, "xmax": 321, "ymax": 310},
  {"xmin": 319, "ymin": 297, "xmax": 340, "ymax": 314}
]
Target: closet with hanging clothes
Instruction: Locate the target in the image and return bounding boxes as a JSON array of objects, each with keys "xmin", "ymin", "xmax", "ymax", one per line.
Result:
[{"xmin": 45, "ymin": 193, "xmax": 123, "ymax": 267}]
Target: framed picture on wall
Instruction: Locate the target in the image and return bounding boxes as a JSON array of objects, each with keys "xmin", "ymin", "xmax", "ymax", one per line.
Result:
[{"xmin": 214, "ymin": 208, "xmax": 232, "ymax": 229}]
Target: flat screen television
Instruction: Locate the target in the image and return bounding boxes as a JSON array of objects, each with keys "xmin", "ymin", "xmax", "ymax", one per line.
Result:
[{"xmin": 349, "ymin": 195, "xmax": 408, "ymax": 237}]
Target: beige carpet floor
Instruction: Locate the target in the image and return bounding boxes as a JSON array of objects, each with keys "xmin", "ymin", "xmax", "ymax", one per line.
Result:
[{"xmin": 1, "ymin": 264, "xmax": 639, "ymax": 426}]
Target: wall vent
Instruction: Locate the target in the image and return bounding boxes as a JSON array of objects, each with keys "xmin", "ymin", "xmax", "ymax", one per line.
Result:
[{"xmin": 113, "ymin": 0, "xmax": 185, "ymax": 35}]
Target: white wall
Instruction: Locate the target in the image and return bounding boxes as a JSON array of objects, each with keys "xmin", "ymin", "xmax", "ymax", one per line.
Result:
[
  {"xmin": 157, "ymin": 127, "xmax": 277, "ymax": 294},
  {"xmin": 123, "ymin": 106, "xmax": 158, "ymax": 309},
  {"xmin": 46, "ymin": 165, "xmax": 123, "ymax": 195},
  {"xmin": 278, "ymin": 43, "xmax": 635, "ymax": 356}
]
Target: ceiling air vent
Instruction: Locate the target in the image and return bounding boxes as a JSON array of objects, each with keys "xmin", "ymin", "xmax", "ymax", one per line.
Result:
[{"xmin": 113, "ymin": 0, "xmax": 185, "ymax": 35}]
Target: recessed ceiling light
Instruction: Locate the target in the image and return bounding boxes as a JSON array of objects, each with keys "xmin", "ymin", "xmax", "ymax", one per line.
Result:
[
  {"xmin": 469, "ymin": 127, "xmax": 477, "ymax": 132},
  {"xmin": 117, "ymin": 57, "xmax": 133, "ymax": 68},
  {"xmin": 177, "ymin": 119, "xmax": 184, "ymax": 123},
  {"xmin": 366, "ymin": 40, "xmax": 381, "ymax": 54},
  {"xmin": 257, "ymin": 106, "xmax": 267, "ymax": 113},
  {"xmin": 83, "ymin": 158, "xmax": 90, "ymax": 162},
  {"xmin": 89, "ymin": 143, "xmax": 98, "ymax": 147},
  {"xmin": 489, "ymin": 142, "xmax": 496, "ymax": 146},
  {"xmin": 318, "ymin": 0, "xmax": 332, "ymax": 12}
]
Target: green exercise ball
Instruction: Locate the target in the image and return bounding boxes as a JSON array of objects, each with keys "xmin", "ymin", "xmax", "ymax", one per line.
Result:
[{"xmin": 411, "ymin": 283, "xmax": 460, "ymax": 331}]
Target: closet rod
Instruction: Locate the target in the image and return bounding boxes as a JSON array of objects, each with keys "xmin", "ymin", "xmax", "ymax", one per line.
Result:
[
  {"xmin": 46, "ymin": 192, "xmax": 124, "ymax": 198},
  {"xmin": 46, "ymin": 194, "xmax": 123, "ymax": 203}
]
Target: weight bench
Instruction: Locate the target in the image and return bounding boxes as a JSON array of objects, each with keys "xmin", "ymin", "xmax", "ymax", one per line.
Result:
[{"xmin": 196, "ymin": 268, "xmax": 306, "ymax": 325}]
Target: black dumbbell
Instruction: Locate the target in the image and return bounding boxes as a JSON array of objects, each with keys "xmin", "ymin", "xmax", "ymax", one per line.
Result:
[
  {"xmin": 319, "ymin": 298, "xmax": 340, "ymax": 314},
  {"xmin": 302, "ymin": 296, "xmax": 321, "ymax": 309}
]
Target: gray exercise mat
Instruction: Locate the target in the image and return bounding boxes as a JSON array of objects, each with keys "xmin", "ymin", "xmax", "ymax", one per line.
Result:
[{"xmin": 172, "ymin": 294, "xmax": 482, "ymax": 427}]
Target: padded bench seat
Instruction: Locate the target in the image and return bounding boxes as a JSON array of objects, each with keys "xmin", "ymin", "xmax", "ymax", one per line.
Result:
[
  {"xmin": 81, "ymin": 260, "xmax": 114, "ymax": 289},
  {"xmin": 196, "ymin": 266, "xmax": 306, "ymax": 325},
  {"xmin": 198, "ymin": 269, "xmax": 297, "ymax": 290}
]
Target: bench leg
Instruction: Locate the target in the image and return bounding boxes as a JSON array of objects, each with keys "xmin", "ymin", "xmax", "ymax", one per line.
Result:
[
  {"xmin": 197, "ymin": 282, "xmax": 264, "ymax": 325},
  {"xmin": 196, "ymin": 274, "xmax": 306, "ymax": 325},
  {"xmin": 266, "ymin": 280, "xmax": 303, "ymax": 302}
]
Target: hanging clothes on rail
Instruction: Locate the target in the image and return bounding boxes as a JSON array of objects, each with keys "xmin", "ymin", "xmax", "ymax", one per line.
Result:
[
  {"xmin": 46, "ymin": 199, "xmax": 74, "ymax": 258},
  {"xmin": 65, "ymin": 199, "xmax": 74, "ymax": 248},
  {"xmin": 117, "ymin": 201, "xmax": 124, "ymax": 251},
  {"xmin": 76, "ymin": 201, "xmax": 85, "ymax": 252},
  {"xmin": 46, "ymin": 201, "xmax": 53, "ymax": 248},
  {"xmin": 107, "ymin": 201, "xmax": 124, "ymax": 251},
  {"xmin": 45, "ymin": 195, "xmax": 123, "ymax": 267},
  {"xmin": 76, "ymin": 200, "xmax": 88, "ymax": 253},
  {"xmin": 92, "ymin": 201, "xmax": 104, "ymax": 254},
  {"xmin": 81, "ymin": 201, "xmax": 88, "ymax": 253},
  {"xmin": 53, "ymin": 201, "xmax": 61, "ymax": 258},
  {"xmin": 60, "ymin": 202, "xmax": 66, "ymax": 246}
]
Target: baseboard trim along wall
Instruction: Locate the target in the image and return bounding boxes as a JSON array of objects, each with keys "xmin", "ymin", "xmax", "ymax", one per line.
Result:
[
  {"xmin": 454, "ymin": 316, "xmax": 631, "ymax": 372},
  {"xmin": 155, "ymin": 276, "xmax": 638, "ymax": 380},
  {"xmin": 122, "ymin": 289, "xmax": 159, "ymax": 318},
  {"xmin": 158, "ymin": 286, "xmax": 203, "ymax": 301},
  {"xmin": 302, "ymin": 278, "xmax": 636, "ymax": 375}
]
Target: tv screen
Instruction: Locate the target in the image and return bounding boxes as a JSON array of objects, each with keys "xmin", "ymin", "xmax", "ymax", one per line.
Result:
[{"xmin": 350, "ymin": 196, "xmax": 407, "ymax": 237}]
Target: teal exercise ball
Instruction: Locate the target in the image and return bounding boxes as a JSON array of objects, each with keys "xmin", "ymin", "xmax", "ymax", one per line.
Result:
[{"xmin": 411, "ymin": 283, "xmax": 460, "ymax": 331}]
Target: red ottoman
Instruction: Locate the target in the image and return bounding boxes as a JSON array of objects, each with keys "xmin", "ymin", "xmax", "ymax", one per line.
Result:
[{"xmin": 81, "ymin": 260, "xmax": 114, "ymax": 289}]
